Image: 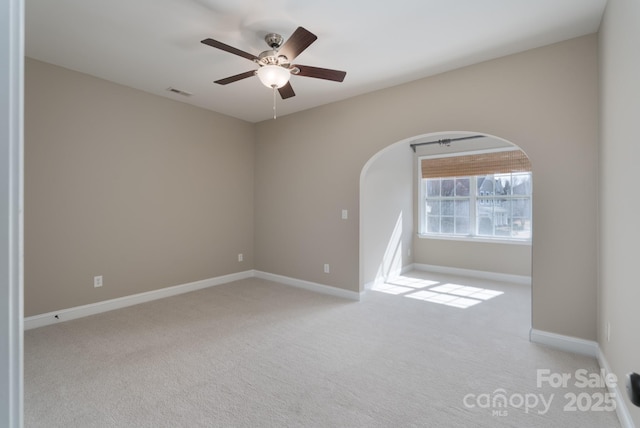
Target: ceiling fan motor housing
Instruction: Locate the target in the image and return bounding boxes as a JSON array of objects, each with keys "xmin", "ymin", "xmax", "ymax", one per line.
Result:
[
  {"xmin": 264, "ymin": 33, "xmax": 284, "ymax": 49},
  {"xmin": 258, "ymin": 50, "xmax": 289, "ymax": 67}
]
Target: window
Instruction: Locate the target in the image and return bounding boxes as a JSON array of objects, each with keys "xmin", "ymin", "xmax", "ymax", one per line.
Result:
[{"xmin": 419, "ymin": 149, "xmax": 532, "ymax": 242}]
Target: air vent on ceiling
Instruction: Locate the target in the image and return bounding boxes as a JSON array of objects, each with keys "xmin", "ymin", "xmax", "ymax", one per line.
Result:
[{"xmin": 166, "ymin": 87, "xmax": 193, "ymax": 97}]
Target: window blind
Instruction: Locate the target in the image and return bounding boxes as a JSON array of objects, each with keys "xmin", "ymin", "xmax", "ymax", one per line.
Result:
[{"xmin": 421, "ymin": 150, "xmax": 531, "ymax": 179}]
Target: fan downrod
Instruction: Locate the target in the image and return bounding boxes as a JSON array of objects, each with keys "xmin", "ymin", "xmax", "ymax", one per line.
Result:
[{"xmin": 264, "ymin": 33, "xmax": 284, "ymax": 49}]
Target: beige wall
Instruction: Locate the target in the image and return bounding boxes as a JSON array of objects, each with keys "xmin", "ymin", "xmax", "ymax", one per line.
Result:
[
  {"xmin": 25, "ymin": 58, "xmax": 255, "ymax": 316},
  {"xmin": 414, "ymin": 239, "xmax": 531, "ymax": 277},
  {"xmin": 255, "ymin": 34, "xmax": 599, "ymax": 340},
  {"xmin": 26, "ymin": 34, "xmax": 600, "ymax": 343},
  {"xmin": 599, "ymin": 0, "xmax": 640, "ymax": 424}
]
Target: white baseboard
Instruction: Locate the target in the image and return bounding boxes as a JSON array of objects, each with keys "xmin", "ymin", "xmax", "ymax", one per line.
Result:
[
  {"xmin": 254, "ymin": 270, "xmax": 361, "ymax": 301},
  {"xmin": 597, "ymin": 349, "xmax": 635, "ymax": 428},
  {"xmin": 413, "ymin": 263, "xmax": 531, "ymax": 285},
  {"xmin": 25, "ymin": 263, "xmax": 518, "ymax": 329},
  {"xmin": 25, "ymin": 269, "xmax": 362, "ymax": 330},
  {"xmin": 24, "ymin": 270, "xmax": 254, "ymax": 330},
  {"xmin": 530, "ymin": 329, "xmax": 634, "ymax": 427},
  {"xmin": 529, "ymin": 329, "xmax": 599, "ymax": 357}
]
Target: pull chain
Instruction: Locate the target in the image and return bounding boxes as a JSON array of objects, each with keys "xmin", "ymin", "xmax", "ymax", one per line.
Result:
[{"xmin": 272, "ymin": 85, "xmax": 277, "ymax": 119}]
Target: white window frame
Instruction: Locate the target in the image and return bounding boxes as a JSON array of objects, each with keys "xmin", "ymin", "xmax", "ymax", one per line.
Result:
[{"xmin": 417, "ymin": 149, "xmax": 532, "ymax": 245}]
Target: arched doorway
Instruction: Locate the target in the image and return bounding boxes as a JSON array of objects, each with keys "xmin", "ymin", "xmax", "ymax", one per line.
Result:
[{"xmin": 360, "ymin": 131, "xmax": 532, "ymax": 321}]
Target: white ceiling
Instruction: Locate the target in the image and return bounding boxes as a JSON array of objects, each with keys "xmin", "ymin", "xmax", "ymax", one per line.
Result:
[{"xmin": 25, "ymin": 0, "xmax": 607, "ymax": 123}]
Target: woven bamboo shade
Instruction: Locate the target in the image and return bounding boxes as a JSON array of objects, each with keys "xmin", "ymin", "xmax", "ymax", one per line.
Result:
[{"xmin": 421, "ymin": 150, "xmax": 531, "ymax": 179}]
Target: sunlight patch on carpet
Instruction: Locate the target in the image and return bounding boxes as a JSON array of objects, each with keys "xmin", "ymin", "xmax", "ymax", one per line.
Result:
[{"xmin": 372, "ymin": 276, "xmax": 504, "ymax": 308}]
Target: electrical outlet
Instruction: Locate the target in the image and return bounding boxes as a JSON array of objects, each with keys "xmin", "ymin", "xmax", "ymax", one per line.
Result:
[
  {"xmin": 341, "ymin": 209, "xmax": 348, "ymax": 220},
  {"xmin": 94, "ymin": 275, "xmax": 103, "ymax": 288},
  {"xmin": 324, "ymin": 264, "xmax": 330, "ymax": 273},
  {"xmin": 238, "ymin": 253, "xmax": 243, "ymax": 262},
  {"xmin": 606, "ymin": 321, "xmax": 611, "ymax": 342}
]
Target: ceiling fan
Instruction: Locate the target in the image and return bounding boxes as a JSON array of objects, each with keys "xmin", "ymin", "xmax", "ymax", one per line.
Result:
[{"xmin": 201, "ymin": 27, "xmax": 346, "ymax": 100}]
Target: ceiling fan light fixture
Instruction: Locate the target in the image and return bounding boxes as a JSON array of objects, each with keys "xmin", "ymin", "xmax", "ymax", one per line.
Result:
[{"xmin": 256, "ymin": 65, "xmax": 290, "ymax": 88}]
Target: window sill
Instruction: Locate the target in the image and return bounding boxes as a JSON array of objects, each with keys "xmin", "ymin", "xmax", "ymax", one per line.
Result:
[{"xmin": 417, "ymin": 234, "xmax": 531, "ymax": 246}]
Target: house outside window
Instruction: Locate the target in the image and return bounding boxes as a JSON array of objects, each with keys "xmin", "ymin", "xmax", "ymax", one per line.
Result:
[{"xmin": 419, "ymin": 149, "xmax": 532, "ymax": 242}]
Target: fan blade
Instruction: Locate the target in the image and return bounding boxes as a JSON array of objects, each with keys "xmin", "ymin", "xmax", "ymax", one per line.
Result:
[
  {"xmin": 201, "ymin": 38, "xmax": 259, "ymax": 62},
  {"xmin": 278, "ymin": 82, "xmax": 296, "ymax": 99},
  {"xmin": 278, "ymin": 27, "xmax": 317, "ymax": 62},
  {"xmin": 294, "ymin": 65, "xmax": 346, "ymax": 82},
  {"xmin": 214, "ymin": 70, "xmax": 256, "ymax": 85}
]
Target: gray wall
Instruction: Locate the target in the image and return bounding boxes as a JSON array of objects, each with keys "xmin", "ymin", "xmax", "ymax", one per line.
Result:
[
  {"xmin": 255, "ymin": 35, "xmax": 599, "ymax": 341},
  {"xmin": 599, "ymin": 0, "xmax": 640, "ymax": 424},
  {"xmin": 25, "ymin": 58, "xmax": 255, "ymax": 316}
]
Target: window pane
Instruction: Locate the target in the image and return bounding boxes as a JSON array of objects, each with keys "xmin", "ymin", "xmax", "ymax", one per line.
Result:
[
  {"xmin": 511, "ymin": 217, "xmax": 532, "ymax": 239},
  {"xmin": 441, "ymin": 217, "xmax": 454, "ymax": 234},
  {"xmin": 427, "ymin": 216, "xmax": 440, "ymax": 233},
  {"xmin": 502, "ymin": 178, "xmax": 512, "ymax": 196},
  {"xmin": 494, "ymin": 199, "xmax": 511, "ymax": 237},
  {"xmin": 455, "ymin": 200, "xmax": 469, "ymax": 217},
  {"xmin": 475, "ymin": 196, "xmax": 532, "ymax": 239},
  {"xmin": 511, "ymin": 197, "xmax": 531, "ymax": 236},
  {"xmin": 494, "ymin": 176, "xmax": 509, "ymax": 195},
  {"xmin": 426, "ymin": 179, "xmax": 440, "ymax": 197},
  {"xmin": 442, "ymin": 200, "xmax": 454, "ymax": 216},
  {"xmin": 441, "ymin": 179, "xmax": 455, "ymax": 196},
  {"xmin": 494, "ymin": 200, "xmax": 509, "ymax": 227},
  {"xmin": 426, "ymin": 200, "xmax": 440, "ymax": 215},
  {"xmin": 455, "ymin": 178, "xmax": 470, "ymax": 196},
  {"xmin": 477, "ymin": 176, "xmax": 494, "ymax": 195},
  {"xmin": 512, "ymin": 173, "xmax": 531, "ymax": 195},
  {"xmin": 511, "ymin": 197, "xmax": 530, "ymax": 218},
  {"xmin": 455, "ymin": 217, "xmax": 470, "ymax": 234},
  {"xmin": 477, "ymin": 203, "xmax": 494, "ymax": 236}
]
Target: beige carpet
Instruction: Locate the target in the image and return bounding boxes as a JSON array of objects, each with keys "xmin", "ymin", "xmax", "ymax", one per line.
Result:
[{"xmin": 24, "ymin": 272, "xmax": 621, "ymax": 427}]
